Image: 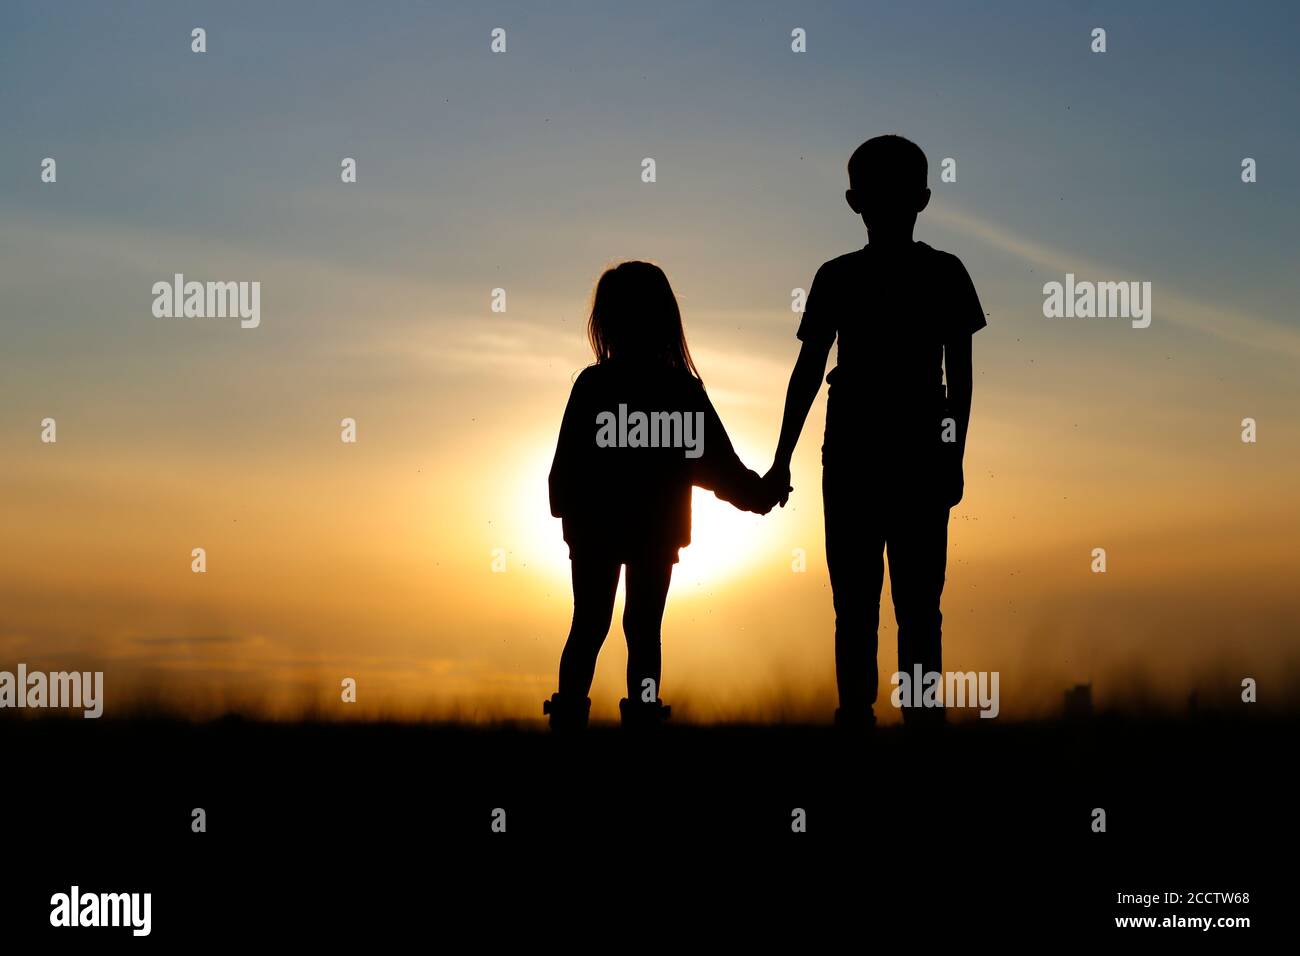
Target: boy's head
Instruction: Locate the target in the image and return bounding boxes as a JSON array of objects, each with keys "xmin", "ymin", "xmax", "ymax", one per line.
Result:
[{"xmin": 845, "ymin": 135, "xmax": 931, "ymax": 240}]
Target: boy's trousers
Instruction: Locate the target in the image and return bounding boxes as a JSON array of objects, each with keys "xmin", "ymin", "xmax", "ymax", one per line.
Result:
[{"xmin": 823, "ymin": 467, "xmax": 950, "ymax": 722}]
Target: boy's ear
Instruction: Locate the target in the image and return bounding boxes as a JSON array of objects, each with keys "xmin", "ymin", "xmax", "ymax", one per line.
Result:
[
  {"xmin": 917, "ymin": 187, "xmax": 932, "ymax": 213},
  {"xmin": 845, "ymin": 189, "xmax": 862, "ymax": 215}
]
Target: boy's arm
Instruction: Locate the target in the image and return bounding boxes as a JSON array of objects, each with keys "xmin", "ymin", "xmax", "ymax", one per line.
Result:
[
  {"xmin": 944, "ymin": 333, "xmax": 973, "ymax": 460},
  {"xmin": 942, "ymin": 254, "xmax": 985, "ymax": 502},
  {"xmin": 765, "ymin": 337, "xmax": 833, "ymax": 506},
  {"xmin": 942, "ymin": 333, "xmax": 974, "ymax": 507}
]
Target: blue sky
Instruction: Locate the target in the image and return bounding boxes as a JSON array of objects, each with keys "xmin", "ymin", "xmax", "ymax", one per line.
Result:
[{"xmin": 4, "ymin": 1, "xmax": 1297, "ymax": 305}]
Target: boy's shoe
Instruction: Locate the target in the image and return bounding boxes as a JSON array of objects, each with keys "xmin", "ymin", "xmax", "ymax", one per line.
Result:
[
  {"xmin": 834, "ymin": 706, "xmax": 876, "ymax": 732},
  {"xmin": 901, "ymin": 707, "xmax": 947, "ymax": 736},
  {"xmin": 618, "ymin": 697, "xmax": 671, "ymax": 730},
  {"xmin": 543, "ymin": 693, "xmax": 591, "ymax": 732}
]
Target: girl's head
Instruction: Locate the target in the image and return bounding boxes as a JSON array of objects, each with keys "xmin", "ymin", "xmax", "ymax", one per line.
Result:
[{"xmin": 587, "ymin": 261, "xmax": 699, "ymax": 379}]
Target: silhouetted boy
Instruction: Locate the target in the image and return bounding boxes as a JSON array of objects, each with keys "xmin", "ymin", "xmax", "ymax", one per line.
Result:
[{"xmin": 765, "ymin": 135, "xmax": 986, "ymax": 728}]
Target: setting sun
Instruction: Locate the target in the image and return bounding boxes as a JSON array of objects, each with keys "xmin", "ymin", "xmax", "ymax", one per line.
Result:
[
  {"xmin": 509, "ymin": 441, "xmax": 784, "ymax": 590},
  {"xmin": 675, "ymin": 488, "xmax": 780, "ymax": 588}
]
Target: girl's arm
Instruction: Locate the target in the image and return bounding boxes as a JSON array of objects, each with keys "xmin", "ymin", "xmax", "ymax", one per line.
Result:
[
  {"xmin": 692, "ymin": 390, "xmax": 768, "ymax": 513},
  {"xmin": 548, "ymin": 373, "xmax": 589, "ymax": 518}
]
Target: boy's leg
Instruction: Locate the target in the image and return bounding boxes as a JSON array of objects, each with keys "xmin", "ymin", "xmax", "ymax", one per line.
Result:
[
  {"xmin": 886, "ymin": 505, "xmax": 950, "ymax": 724},
  {"xmin": 622, "ymin": 559, "xmax": 674, "ymax": 701},
  {"xmin": 823, "ymin": 469, "xmax": 887, "ymax": 715},
  {"xmin": 557, "ymin": 556, "xmax": 622, "ymax": 698}
]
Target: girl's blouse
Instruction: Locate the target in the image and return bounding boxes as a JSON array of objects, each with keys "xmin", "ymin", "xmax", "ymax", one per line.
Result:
[{"xmin": 548, "ymin": 360, "xmax": 762, "ymax": 563}]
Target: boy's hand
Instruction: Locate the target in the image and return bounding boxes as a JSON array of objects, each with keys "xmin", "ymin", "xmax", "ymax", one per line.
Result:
[
  {"xmin": 937, "ymin": 448, "xmax": 964, "ymax": 508},
  {"xmin": 764, "ymin": 465, "xmax": 792, "ymax": 507},
  {"xmin": 727, "ymin": 473, "xmax": 776, "ymax": 515},
  {"xmin": 940, "ymin": 470, "xmax": 964, "ymax": 509},
  {"xmin": 762, "ymin": 462, "xmax": 793, "ymax": 508},
  {"xmin": 732, "ymin": 480, "xmax": 773, "ymax": 515}
]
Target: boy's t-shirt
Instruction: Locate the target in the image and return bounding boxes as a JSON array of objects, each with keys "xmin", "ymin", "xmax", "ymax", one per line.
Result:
[{"xmin": 797, "ymin": 240, "xmax": 986, "ymax": 473}]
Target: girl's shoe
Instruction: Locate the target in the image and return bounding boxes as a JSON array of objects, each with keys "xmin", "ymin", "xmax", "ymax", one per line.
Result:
[
  {"xmin": 618, "ymin": 697, "xmax": 671, "ymax": 729},
  {"xmin": 543, "ymin": 693, "xmax": 591, "ymax": 731}
]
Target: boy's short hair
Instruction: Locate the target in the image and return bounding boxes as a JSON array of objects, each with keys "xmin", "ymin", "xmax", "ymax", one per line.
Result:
[{"xmin": 848, "ymin": 135, "xmax": 928, "ymax": 192}]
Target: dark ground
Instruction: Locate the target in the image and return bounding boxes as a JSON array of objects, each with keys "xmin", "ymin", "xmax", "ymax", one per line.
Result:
[{"xmin": 0, "ymin": 713, "xmax": 1284, "ymax": 943}]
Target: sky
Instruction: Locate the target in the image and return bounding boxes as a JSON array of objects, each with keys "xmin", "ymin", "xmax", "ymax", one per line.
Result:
[{"xmin": 2, "ymin": 1, "xmax": 1299, "ymax": 721}]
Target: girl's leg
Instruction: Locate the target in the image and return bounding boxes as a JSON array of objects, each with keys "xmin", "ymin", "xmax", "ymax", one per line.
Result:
[
  {"xmin": 557, "ymin": 557, "xmax": 622, "ymax": 698},
  {"xmin": 622, "ymin": 560, "xmax": 674, "ymax": 701}
]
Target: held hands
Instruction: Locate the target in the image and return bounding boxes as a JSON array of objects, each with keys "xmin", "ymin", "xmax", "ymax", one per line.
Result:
[
  {"xmin": 739, "ymin": 474, "xmax": 777, "ymax": 515},
  {"xmin": 736, "ymin": 464, "xmax": 792, "ymax": 516},
  {"xmin": 761, "ymin": 460, "xmax": 793, "ymax": 510}
]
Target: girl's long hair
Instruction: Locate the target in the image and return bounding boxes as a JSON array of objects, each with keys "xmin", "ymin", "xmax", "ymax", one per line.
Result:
[{"xmin": 586, "ymin": 261, "xmax": 700, "ymax": 380}]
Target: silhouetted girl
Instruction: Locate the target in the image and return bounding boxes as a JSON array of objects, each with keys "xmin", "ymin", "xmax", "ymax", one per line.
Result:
[{"xmin": 545, "ymin": 261, "xmax": 771, "ymax": 730}]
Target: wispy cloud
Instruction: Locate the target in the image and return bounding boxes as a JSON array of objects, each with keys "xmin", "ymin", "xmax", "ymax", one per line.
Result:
[{"xmin": 932, "ymin": 204, "xmax": 1300, "ymax": 359}]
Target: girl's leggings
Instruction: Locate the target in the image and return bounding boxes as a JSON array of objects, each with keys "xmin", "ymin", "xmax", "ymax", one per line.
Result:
[{"xmin": 558, "ymin": 557, "xmax": 674, "ymax": 700}]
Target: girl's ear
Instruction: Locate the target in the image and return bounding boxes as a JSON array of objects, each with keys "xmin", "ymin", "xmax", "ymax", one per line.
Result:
[
  {"xmin": 917, "ymin": 187, "xmax": 932, "ymax": 213},
  {"xmin": 845, "ymin": 189, "xmax": 862, "ymax": 214}
]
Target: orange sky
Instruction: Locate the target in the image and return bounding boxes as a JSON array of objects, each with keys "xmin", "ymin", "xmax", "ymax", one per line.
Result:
[{"xmin": 4, "ymin": 280, "xmax": 1299, "ymax": 722}]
